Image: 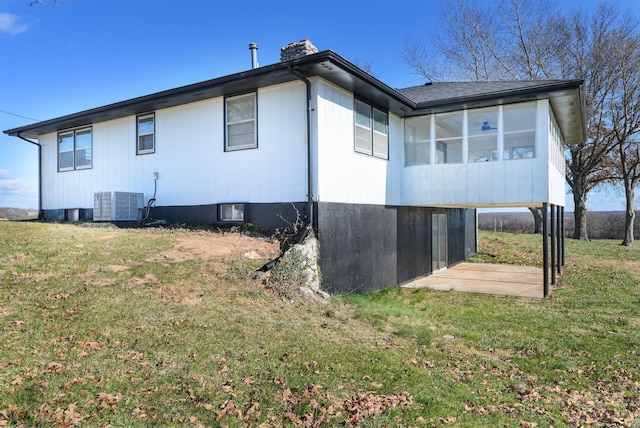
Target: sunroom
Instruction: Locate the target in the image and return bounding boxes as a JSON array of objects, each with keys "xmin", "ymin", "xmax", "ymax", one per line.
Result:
[
  {"xmin": 399, "ymin": 99, "xmax": 566, "ymax": 209},
  {"xmin": 393, "ymin": 82, "xmax": 585, "ymax": 296}
]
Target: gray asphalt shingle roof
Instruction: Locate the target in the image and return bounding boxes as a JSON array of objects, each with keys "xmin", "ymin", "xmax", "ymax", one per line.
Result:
[{"xmin": 398, "ymin": 80, "xmax": 575, "ymax": 106}]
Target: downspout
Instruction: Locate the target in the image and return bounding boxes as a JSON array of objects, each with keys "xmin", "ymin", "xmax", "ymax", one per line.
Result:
[
  {"xmin": 16, "ymin": 133, "xmax": 43, "ymax": 220},
  {"xmin": 254, "ymin": 67, "xmax": 315, "ymax": 275},
  {"xmin": 287, "ymin": 65, "xmax": 314, "ymax": 228}
]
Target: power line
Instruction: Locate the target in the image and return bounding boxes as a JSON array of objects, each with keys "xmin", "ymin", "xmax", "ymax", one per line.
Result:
[{"xmin": 0, "ymin": 109, "xmax": 40, "ymax": 122}]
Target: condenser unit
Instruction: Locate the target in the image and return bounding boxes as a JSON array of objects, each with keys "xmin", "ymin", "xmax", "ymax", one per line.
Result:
[{"xmin": 93, "ymin": 191, "xmax": 144, "ymax": 222}]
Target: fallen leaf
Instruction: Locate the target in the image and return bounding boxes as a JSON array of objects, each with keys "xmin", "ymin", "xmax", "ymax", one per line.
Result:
[
  {"xmin": 46, "ymin": 293, "xmax": 70, "ymax": 300},
  {"xmin": 96, "ymin": 392, "xmax": 124, "ymax": 409},
  {"xmin": 216, "ymin": 400, "xmax": 242, "ymax": 421}
]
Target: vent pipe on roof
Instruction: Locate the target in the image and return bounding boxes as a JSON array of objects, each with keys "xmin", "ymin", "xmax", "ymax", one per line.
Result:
[{"xmin": 249, "ymin": 42, "xmax": 259, "ymax": 69}]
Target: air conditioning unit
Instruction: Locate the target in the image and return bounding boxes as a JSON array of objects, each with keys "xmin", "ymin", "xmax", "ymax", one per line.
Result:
[{"xmin": 94, "ymin": 191, "xmax": 144, "ymax": 222}]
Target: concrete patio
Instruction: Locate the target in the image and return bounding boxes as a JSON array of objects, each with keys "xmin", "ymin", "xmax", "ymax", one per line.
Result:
[{"xmin": 403, "ymin": 263, "xmax": 551, "ymax": 299}]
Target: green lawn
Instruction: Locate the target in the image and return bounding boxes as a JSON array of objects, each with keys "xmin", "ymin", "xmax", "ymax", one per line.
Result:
[{"xmin": 1, "ymin": 222, "xmax": 638, "ymax": 426}]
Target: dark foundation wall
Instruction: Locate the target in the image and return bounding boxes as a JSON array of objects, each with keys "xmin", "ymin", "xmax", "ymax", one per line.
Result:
[
  {"xmin": 464, "ymin": 209, "xmax": 478, "ymax": 259},
  {"xmin": 43, "ymin": 202, "xmax": 309, "ymax": 231},
  {"xmin": 318, "ymin": 203, "xmax": 477, "ymax": 294},
  {"xmin": 152, "ymin": 205, "xmax": 217, "ymax": 225},
  {"xmin": 151, "ymin": 202, "xmax": 309, "ymax": 230},
  {"xmin": 43, "ymin": 209, "xmax": 93, "ymax": 221},
  {"xmin": 397, "ymin": 207, "xmax": 432, "ymax": 285},
  {"xmin": 317, "ymin": 203, "xmax": 398, "ymax": 294},
  {"xmin": 447, "ymin": 209, "xmax": 468, "ymax": 267}
]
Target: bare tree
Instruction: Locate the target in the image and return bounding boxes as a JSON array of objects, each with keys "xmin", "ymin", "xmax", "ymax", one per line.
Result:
[
  {"xmin": 402, "ymin": 0, "xmax": 563, "ymax": 234},
  {"xmin": 29, "ymin": 0, "xmax": 69, "ymax": 7},
  {"xmin": 610, "ymin": 140, "xmax": 640, "ymax": 246},
  {"xmin": 402, "ymin": 0, "xmax": 564, "ymax": 81},
  {"xmin": 401, "ymin": 0, "xmax": 639, "ymax": 240},
  {"xmin": 557, "ymin": 6, "xmax": 636, "ymax": 240},
  {"xmin": 599, "ymin": 20, "xmax": 640, "ymax": 245},
  {"xmin": 561, "ymin": 5, "xmax": 640, "ymax": 242}
]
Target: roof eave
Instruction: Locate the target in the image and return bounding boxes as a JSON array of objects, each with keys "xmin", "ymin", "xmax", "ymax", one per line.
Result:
[{"xmin": 4, "ymin": 50, "xmax": 417, "ymax": 139}]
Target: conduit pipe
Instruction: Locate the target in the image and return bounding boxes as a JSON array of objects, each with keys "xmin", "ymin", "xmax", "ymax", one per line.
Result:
[{"xmin": 16, "ymin": 133, "xmax": 43, "ymax": 220}]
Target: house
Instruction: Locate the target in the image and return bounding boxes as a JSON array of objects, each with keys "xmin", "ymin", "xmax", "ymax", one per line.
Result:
[{"xmin": 4, "ymin": 40, "xmax": 585, "ymax": 295}]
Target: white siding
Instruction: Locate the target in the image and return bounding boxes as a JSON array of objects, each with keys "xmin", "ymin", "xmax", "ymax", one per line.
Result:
[
  {"xmin": 315, "ymin": 80, "xmax": 390, "ymax": 205},
  {"xmin": 38, "ymin": 77, "xmax": 567, "ymax": 213},
  {"xmin": 39, "ymin": 81, "xmax": 308, "ymax": 210},
  {"xmin": 547, "ymin": 102, "xmax": 567, "ymax": 206}
]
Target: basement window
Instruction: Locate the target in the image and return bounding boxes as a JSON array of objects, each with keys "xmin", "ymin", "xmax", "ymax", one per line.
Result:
[
  {"xmin": 58, "ymin": 127, "xmax": 92, "ymax": 171},
  {"xmin": 137, "ymin": 113, "xmax": 155, "ymax": 154},
  {"xmin": 354, "ymin": 99, "xmax": 388, "ymax": 159},
  {"xmin": 226, "ymin": 92, "xmax": 257, "ymax": 151},
  {"xmin": 219, "ymin": 203, "xmax": 245, "ymax": 222}
]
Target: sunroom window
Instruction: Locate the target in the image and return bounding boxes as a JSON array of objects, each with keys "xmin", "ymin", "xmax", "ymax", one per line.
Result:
[
  {"xmin": 504, "ymin": 102, "xmax": 536, "ymax": 160},
  {"xmin": 468, "ymin": 107, "xmax": 498, "ymax": 162},
  {"xmin": 435, "ymin": 112, "xmax": 462, "ymax": 164},
  {"xmin": 405, "ymin": 116, "xmax": 430, "ymax": 166},
  {"xmin": 226, "ymin": 93, "xmax": 257, "ymax": 151},
  {"xmin": 58, "ymin": 127, "xmax": 92, "ymax": 171}
]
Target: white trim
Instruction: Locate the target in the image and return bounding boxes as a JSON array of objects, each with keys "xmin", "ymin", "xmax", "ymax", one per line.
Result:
[{"xmin": 225, "ymin": 92, "xmax": 257, "ymax": 151}]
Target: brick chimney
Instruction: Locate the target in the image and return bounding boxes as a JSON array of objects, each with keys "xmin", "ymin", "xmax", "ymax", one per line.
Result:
[{"xmin": 280, "ymin": 40, "xmax": 318, "ymax": 61}]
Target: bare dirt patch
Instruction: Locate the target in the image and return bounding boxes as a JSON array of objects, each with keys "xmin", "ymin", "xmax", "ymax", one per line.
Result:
[
  {"xmin": 134, "ymin": 274, "xmax": 158, "ymax": 286},
  {"xmin": 147, "ymin": 232, "xmax": 279, "ymax": 263},
  {"xmin": 105, "ymin": 265, "xmax": 130, "ymax": 272},
  {"xmin": 618, "ymin": 259, "xmax": 640, "ymax": 277}
]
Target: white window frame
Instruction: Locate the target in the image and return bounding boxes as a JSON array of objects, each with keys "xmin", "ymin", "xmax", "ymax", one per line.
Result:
[
  {"xmin": 467, "ymin": 106, "xmax": 499, "ymax": 163},
  {"xmin": 225, "ymin": 92, "xmax": 257, "ymax": 151},
  {"xmin": 219, "ymin": 203, "xmax": 245, "ymax": 222},
  {"xmin": 354, "ymin": 99, "xmax": 388, "ymax": 160},
  {"xmin": 137, "ymin": 113, "xmax": 155, "ymax": 155},
  {"xmin": 404, "ymin": 116, "xmax": 431, "ymax": 166},
  {"xmin": 503, "ymin": 101, "xmax": 536, "ymax": 160},
  {"xmin": 58, "ymin": 127, "xmax": 92, "ymax": 172},
  {"xmin": 435, "ymin": 111, "xmax": 463, "ymax": 164},
  {"xmin": 404, "ymin": 102, "xmax": 538, "ymax": 167}
]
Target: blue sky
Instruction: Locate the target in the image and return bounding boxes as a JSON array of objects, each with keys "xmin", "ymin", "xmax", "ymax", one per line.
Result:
[{"xmin": 1, "ymin": 0, "xmax": 638, "ymax": 211}]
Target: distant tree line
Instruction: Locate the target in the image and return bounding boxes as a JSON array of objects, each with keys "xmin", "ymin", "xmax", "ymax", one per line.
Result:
[
  {"xmin": 478, "ymin": 211, "xmax": 640, "ymax": 240},
  {"xmin": 0, "ymin": 208, "xmax": 38, "ymax": 220}
]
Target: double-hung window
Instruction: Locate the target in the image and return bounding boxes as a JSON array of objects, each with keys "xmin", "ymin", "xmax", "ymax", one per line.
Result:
[
  {"xmin": 137, "ymin": 113, "xmax": 155, "ymax": 154},
  {"xmin": 354, "ymin": 99, "xmax": 388, "ymax": 159},
  {"xmin": 58, "ymin": 127, "xmax": 92, "ymax": 171},
  {"xmin": 226, "ymin": 92, "xmax": 257, "ymax": 151}
]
